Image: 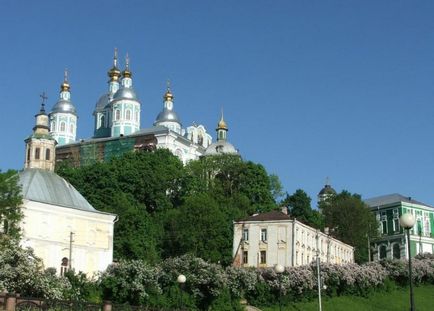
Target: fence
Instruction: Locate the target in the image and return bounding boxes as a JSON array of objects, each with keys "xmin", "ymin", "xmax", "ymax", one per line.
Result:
[{"xmin": 0, "ymin": 294, "xmax": 184, "ymax": 311}]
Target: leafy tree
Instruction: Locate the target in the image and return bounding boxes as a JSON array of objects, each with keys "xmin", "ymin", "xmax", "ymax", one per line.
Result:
[
  {"xmin": 0, "ymin": 170, "xmax": 23, "ymax": 244},
  {"xmin": 269, "ymin": 174, "xmax": 284, "ymax": 203},
  {"xmin": 173, "ymin": 193, "xmax": 232, "ymax": 264},
  {"xmin": 320, "ymin": 191, "xmax": 379, "ymax": 263},
  {"xmin": 283, "ymin": 189, "xmax": 324, "ymax": 229}
]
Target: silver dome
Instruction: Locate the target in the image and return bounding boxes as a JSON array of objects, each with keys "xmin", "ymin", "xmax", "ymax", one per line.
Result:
[
  {"xmin": 112, "ymin": 87, "xmax": 138, "ymax": 101},
  {"xmin": 204, "ymin": 140, "xmax": 238, "ymax": 156},
  {"xmin": 95, "ymin": 93, "xmax": 109, "ymax": 112},
  {"xmin": 154, "ymin": 108, "xmax": 181, "ymax": 125},
  {"xmin": 51, "ymin": 99, "xmax": 76, "ymax": 115}
]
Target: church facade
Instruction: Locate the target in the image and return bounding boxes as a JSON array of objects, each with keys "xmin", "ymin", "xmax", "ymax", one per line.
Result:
[
  {"xmin": 19, "ymin": 103, "xmax": 116, "ymax": 276},
  {"xmin": 48, "ymin": 50, "xmax": 238, "ymax": 166}
]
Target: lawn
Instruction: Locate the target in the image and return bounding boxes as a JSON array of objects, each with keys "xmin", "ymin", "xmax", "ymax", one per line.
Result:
[{"xmin": 260, "ymin": 284, "xmax": 434, "ymax": 311}]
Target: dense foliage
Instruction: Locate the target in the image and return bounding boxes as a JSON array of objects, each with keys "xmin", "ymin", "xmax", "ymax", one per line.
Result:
[
  {"xmin": 282, "ymin": 189, "xmax": 324, "ymax": 229},
  {"xmin": 320, "ymin": 191, "xmax": 379, "ymax": 263},
  {"xmin": 0, "ymin": 170, "xmax": 23, "ymax": 245},
  {"xmin": 57, "ymin": 150, "xmax": 279, "ymax": 264},
  {"xmin": 2, "ymin": 244, "xmax": 434, "ymax": 310}
]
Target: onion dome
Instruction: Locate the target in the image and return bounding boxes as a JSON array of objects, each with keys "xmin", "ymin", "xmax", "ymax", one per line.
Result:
[
  {"xmin": 112, "ymin": 87, "xmax": 138, "ymax": 101},
  {"xmin": 107, "ymin": 48, "xmax": 121, "ymax": 81},
  {"xmin": 154, "ymin": 83, "xmax": 181, "ymax": 125},
  {"xmin": 217, "ymin": 112, "xmax": 228, "ymax": 130},
  {"xmin": 122, "ymin": 53, "xmax": 132, "ymax": 78},
  {"xmin": 51, "ymin": 70, "xmax": 77, "ymax": 115}
]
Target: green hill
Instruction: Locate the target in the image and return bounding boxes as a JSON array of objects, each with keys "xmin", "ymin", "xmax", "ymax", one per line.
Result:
[{"xmin": 262, "ymin": 284, "xmax": 434, "ymax": 311}]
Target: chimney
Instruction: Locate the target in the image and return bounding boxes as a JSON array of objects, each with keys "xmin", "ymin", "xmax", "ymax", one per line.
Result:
[{"xmin": 281, "ymin": 206, "xmax": 288, "ymax": 215}]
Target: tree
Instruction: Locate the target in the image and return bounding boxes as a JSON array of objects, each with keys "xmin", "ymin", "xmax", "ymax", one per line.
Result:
[
  {"xmin": 0, "ymin": 170, "xmax": 23, "ymax": 244},
  {"xmin": 320, "ymin": 191, "xmax": 379, "ymax": 263},
  {"xmin": 172, "ymin": 193, "xmax": 233, "ymax": 265},
  {"xmin": 282, "ymin": 189, "xmax": 324, "ymax": 229}
]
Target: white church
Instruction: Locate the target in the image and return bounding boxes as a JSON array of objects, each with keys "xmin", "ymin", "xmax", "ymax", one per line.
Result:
[
  {"xmin": 18, "ymin": 103, "xmax": 116, "ymax": 276},
  {"xmin": 48, "ymin": 49, "xmax": 239, "ymax": 166}
]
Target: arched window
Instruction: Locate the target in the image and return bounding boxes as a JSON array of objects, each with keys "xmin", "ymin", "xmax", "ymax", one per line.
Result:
[
  {"xmin": 27, "ymin": 148, "xmax": 30, "ymax": 161},
  {"xmin": 135, "ymin": 111, "xmax": 139, "ymax": 122},
  {"xmin": 99, "ymin": 115, "xmax": 105, "ymax": 128},
  {"xmin": 126, "ymin": 110, "xmax": 131, "ymax": 120},
  {"xmin": 69, "ymin": 124, "xmax": 74, "ymax": 134},
  {"xmin": 379, "ymin": 245, "xmax": 387, "ymax": 259},
  {"xmin": 392, "ymin": 244, "xmax": 400, "ymax": 259},
  {"xmin": 35, "ymin": 147, "xmax": 40, "ymax": 160},
  {"xmin": 51, "ymin": 121, "xmax": 56, "ymax": 132},
  {"xmin": 115, "ymin": 110, "xmax": 120, "ymax": 121},
  {"xmin": 60, "ymin": 122, "xmax": 66, "ymax": 132},
  {"xmin": 45, "ymin": 148, "xmax": 50, "ymax": 160}
]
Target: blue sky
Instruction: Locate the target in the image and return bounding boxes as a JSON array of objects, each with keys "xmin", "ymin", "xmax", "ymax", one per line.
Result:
[{"xmin": 1, "ymin": 1, "xmax": 433, "ymax": 205}]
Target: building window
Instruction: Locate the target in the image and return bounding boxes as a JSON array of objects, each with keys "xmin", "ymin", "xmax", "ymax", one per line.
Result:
[
  {"xmin": 393, "ymin": 218, "xmax": 399, "ymax": 232},
  {"xmin": 60, "ymin": 122, "xmax": 66, "ymax": 132},
  {"xmin": 45, "ymin": 148, "xmax": 50, "ymax": 160},
  {"xmin": 243, "ymin": 251, "xmax": 248, "ymax": 264},
  {"xmin": 51, "ymin": 121, "xmax": 56, "ymax": 132},
  {"xmin": 260, "ymin": 250, "xmax": 266, "ymax": 264},
  {"xmin": 35, "ymin": 147, "xmax": 40, "ymax": 160},
  {"xmin": 126, "ymin": 109, "xmax": 131, "ymax": 120},
  {"xmin": 115, "ymin": 109, "xmax": 121, "ymax": 121},
  {"xmin": 135, "ymin": 111, "xmax": 139, "ymax": 122},
  {"xmin": 27, "ymin": 148, "xmax": 30, "ymax": 161},
  {"xmin": 379, "ymin": 245, "xmax": 387, "ymax": 259},
  {"xmin": 392, "ymin": 244, "xmax": 400, "ymax": 259},
  {"xmin": 69, "ymin": 124, "xmax": 74, "ymax": 134},
  {"xmin": 381, "ymin": 212, "xmax": 387, "ymax": 234},
  {"xmin": 261, "ymin": 228, "xmax": 267, "ymax": 242},
  {"xmin": 242, "ymin": 228, "xmax": 249, "ymax": 241}
]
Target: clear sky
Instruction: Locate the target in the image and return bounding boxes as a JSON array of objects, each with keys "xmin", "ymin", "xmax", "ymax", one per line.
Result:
[{"xmin": 1, "ymin": 0, "xmax": 433, "ymax": 206}]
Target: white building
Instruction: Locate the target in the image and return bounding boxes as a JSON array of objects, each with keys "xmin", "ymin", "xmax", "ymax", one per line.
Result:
[
  {"xmin": 233, "ymin": 210, "xmax": 354, "ymax": 268},
  {"xmin": 19, "ymin": 102, "xmax": 116, "ymax": 276}
]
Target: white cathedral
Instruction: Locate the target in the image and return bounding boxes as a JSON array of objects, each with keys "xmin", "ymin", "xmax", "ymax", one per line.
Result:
[{"xmin": 48, "ymin": 49, "xmax": 238, "ymax": 166}]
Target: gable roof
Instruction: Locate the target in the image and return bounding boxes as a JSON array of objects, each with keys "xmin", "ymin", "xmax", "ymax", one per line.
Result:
[
  {"xmin": 238, "ymin": 210, "xmax": 291, "ymax": 222},
  {"xmin": 365, "ymin": 193, "xmax": 433, "ymax": 209},
  {"xmin": 18, "ymin": 168, "xmax": 97, "ymax": 212}
]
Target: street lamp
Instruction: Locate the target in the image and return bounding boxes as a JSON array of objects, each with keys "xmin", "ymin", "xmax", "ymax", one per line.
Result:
[
  {"xmin": 177, "ymin": 274, "xmax": 186, "ymax": 310},
  {"xmin": 316, "ymin": 231, "xmax": 323, "ymax": 311},
  {"xmin": 400, "ymin": 213, "xmax": 416, "ymax": 311},
  {"xmin": 274, "ymin": 264, "xmax": 284, "ymax": 311}
]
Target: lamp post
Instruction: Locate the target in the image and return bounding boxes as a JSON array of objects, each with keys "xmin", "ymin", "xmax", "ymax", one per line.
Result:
[
  {"xmin": 274, "ymin": 264, "xmax": 284, "ymax": 311},
  {"xmin": 177, "ymin": 274, "xmax": 186, "ymax": 310},
  {"xmin": 316, "ymin": 231, "xmax": 322, "ymax": 311},
  {"xmin": 400, "ymin": 213, "xmax": 416, "ymax": 311}
]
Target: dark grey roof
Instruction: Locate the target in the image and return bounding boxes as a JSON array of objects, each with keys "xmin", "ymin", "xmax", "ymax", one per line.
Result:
[
  {"xmin": 365, "ymin": 193, "xmax": 433, "ymax": 209},
  {"xmin": 318, "ymin": 184, "xmax": 336, "ymax": 196},
  {"xmin": 50, "ymin": 100, "xmax": 77, "ymax": 115},
  {"xmin": 18, "ymin": 169, "xmax": 96, "ymax": 212},
  {"xmin": 238, "ymin": 210, "xmax": 291, "ymax": 222}
]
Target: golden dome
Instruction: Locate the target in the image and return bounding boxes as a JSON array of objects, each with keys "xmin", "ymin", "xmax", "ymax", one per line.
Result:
[
  {"xmin": 217, "ymin": 112, "xmax": 228, "ymax": 130},
  {"xmin": 163, "ymin": 89, "xmax": 174, "ymax": 101},
  {"xmin": 108, "ymin": 48, "xmax": 121, "ymax": 81},
  {"xmin": 122, "ymin": 53, "xmax": 132, "ymax": 78},
  {"xmin": 60, "ymin": 69, "xmax": 70, "ymax": 92}
]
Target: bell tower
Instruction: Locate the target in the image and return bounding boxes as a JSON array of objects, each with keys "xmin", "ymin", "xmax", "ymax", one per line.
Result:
[{"xmin": 25, "ymin": 93, "xmax": 57, "ymax": 171}]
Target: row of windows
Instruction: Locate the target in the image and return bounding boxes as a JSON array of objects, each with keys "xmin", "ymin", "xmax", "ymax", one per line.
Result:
[
  {"xmin": 51, "ymin": 121, "xmax": 75, "ymax": 134},
  {"xmin": 242, "ymin": 250, "xmax": 267, "ymax": 265},
  {"xmin": 113, "ymin": 109, "xmax": 139, "ymax": 122},
  {"xmin": 242, "ymin": 228, "xmax": 268, "ymax": 242},
  {"xmin": 28, "ymin": 147, "xmax": 51, "ymax": 161},
  {"xmin": 378, "ymin": 209, "xmax": 432, "ymax": 237}
]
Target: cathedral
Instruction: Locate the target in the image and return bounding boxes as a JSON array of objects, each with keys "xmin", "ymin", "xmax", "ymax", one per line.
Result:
[{"xmin": 48, "ymin": 49, "xmax": 238, "ymax": 166}]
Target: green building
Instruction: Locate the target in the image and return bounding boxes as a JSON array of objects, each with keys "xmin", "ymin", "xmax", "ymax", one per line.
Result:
[{"xmin": 366, "ymin": 194, "xmax": 434, "ymax": 260}]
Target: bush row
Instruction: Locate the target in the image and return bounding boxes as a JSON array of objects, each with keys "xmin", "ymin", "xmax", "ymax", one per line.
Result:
[{"xmin": 1, "ymin": 244, "xmax": 434, "ymax": 310}]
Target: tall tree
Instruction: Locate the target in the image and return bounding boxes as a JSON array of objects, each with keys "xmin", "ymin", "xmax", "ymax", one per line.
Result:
[
  {"xmin": 283, "ymin": 189, "xmax": 324, "ymax": 229},
  {"xmin": 0, "ymin": 170, "xmax": 23, "ymax": 245},
  {"xmin": 320, "ymin": 191, "xmax": 379, "ymax": 263}
]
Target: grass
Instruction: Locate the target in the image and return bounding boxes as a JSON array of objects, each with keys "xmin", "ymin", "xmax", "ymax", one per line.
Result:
[{"xmin": 260, "ymin": 284, "xmax": 434, "ymax": 311}]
